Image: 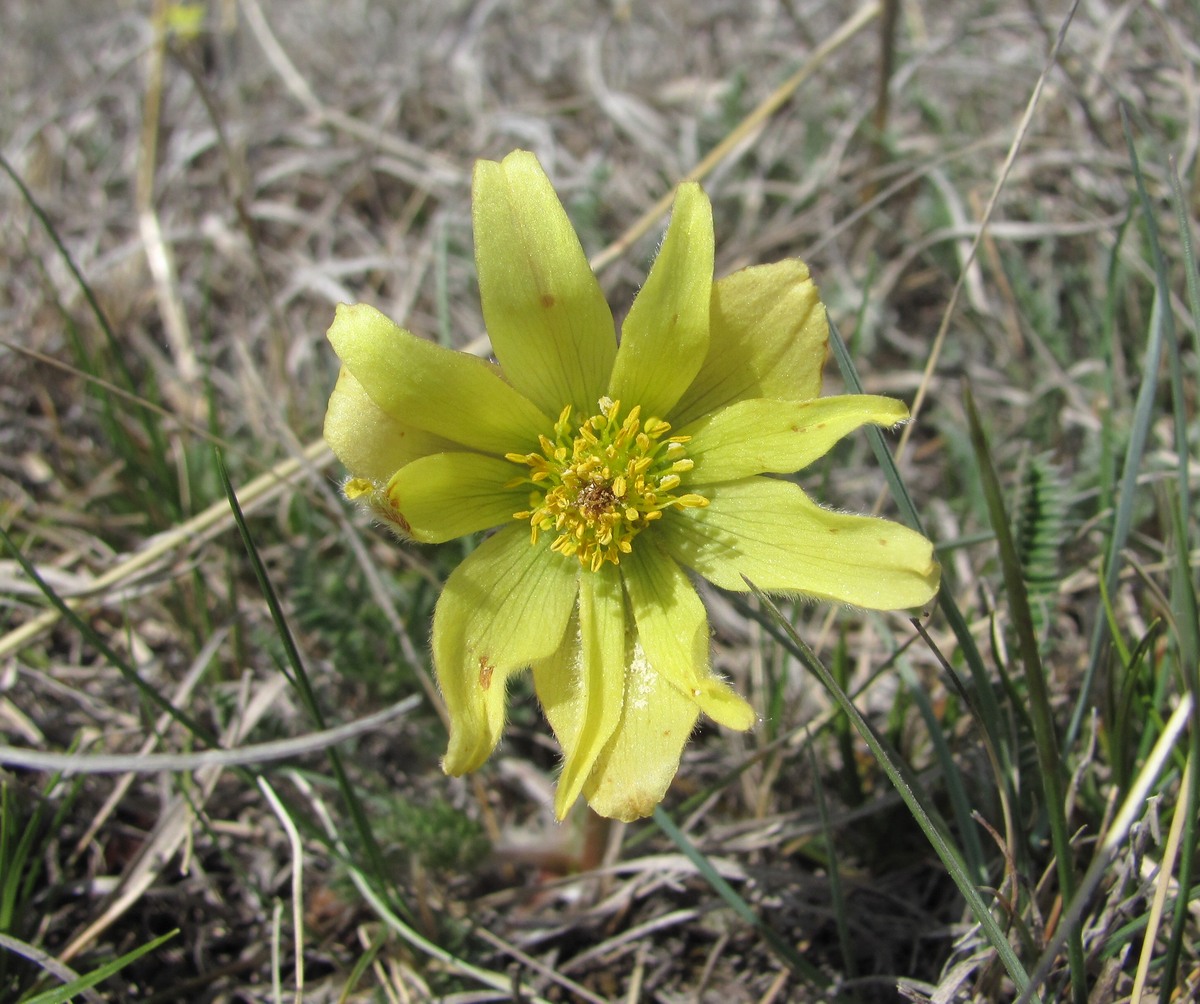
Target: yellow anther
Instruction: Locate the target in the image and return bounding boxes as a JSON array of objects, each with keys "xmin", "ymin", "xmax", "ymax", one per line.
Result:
[{"xmin": 505, "ymin": 398, "xmax": 707, "ymax": 570}]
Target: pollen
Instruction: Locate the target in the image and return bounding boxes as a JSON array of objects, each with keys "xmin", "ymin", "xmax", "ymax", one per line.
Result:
[{"xmin": 505, "ymin": 398, "xmax": 707, "ymax": 571}]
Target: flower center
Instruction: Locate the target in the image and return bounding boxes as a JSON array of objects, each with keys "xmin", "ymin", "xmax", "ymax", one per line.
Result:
[{"xmin": 505, "ymin": 397, "xmax": 707, "ymax": 572}]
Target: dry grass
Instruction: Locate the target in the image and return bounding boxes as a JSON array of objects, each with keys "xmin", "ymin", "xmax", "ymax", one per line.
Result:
[{"xmin": 2, "ymin": 0, "xmax": 1199, "ymax": 1001}]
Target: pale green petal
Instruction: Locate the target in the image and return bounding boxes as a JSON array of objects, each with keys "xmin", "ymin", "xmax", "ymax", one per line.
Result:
[
  {"xmin": 435, "ymin": 526, "xmax": 579, "ymax": 775},
  {"xmin": 661, "ymin": 478, "xmax": 941, "ymax": 609},
  {"xmin": 327, "ymin": 303, "xmax": 550, "ymax": 455},
  {"xmin": 473, "ymin": 151, "xmax": 616, "ymax": 416},
  {"xmin": 622, "ymin": 542, "xmax": 755, "ymax": 730},
  {"xmin": 607, "ymin": 183, "xmax": 713, "ymax": 418},
  {"xmin": 531, "ymin": 615, "xmax": 582, "ymax": 797},
  {"xmin": 670, "ymin": 260, "xmax": 828, "ymax": 427},
  {"xmin": 384, "ymin": 453, "xmax": 525, "ymax": 543},
  {"xmin": 534, "ymin": 605, "xmax": 702, "ymax": 823},
  {"xmin": 582, "ymin": 648, "xmax": 700, "ymax": 822},
  {"xmin": 683, "ymin": 395, "xmax": 910, "ymax": 484},
  {"xmin": 323, "ymin": 367, "xmax": 459, "ymax": 481},
  {"xmin": 539, "ymin": 563, "xmax": 625, "ymax": 820}
]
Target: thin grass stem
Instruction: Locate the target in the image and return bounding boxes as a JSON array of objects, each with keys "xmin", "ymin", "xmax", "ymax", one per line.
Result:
[{"xmin": 217, "ymin": 452, "xmax": 412, "ymax": 925}]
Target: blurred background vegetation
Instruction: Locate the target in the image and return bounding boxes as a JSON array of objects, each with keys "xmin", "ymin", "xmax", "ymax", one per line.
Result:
[{"xmin": 2, "ymin": 0, "xmax": 1198, "ymax": 1000}]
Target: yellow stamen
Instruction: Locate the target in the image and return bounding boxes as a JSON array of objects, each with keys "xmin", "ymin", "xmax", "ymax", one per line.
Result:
[{"xmin": 506, "ymin": 399, "xmax": 707, "ymax": 571}]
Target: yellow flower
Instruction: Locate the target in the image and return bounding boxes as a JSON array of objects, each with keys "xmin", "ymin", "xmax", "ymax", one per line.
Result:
[
  {"xmin": 163, "ymin": 2, "xmax": 206, "ymax": 41},
  {"xmin": 323, "ymin": 150, "xmax": 940, "ymax": 822}
]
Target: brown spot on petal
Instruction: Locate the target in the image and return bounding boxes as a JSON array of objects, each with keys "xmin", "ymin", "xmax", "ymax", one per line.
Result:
[
  {"xmin": 478, "ymin": 657, "xmax": 495, "ymax": 690},
  {"xmin": 382, "ymin": 489, "xmax": 412, "ymax": 534},
  {"xmin": 540, "ymin": 293, "xmax": 555, "ymax": 308}
]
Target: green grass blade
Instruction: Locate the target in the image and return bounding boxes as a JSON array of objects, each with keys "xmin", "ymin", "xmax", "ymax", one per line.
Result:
[
  {"xmin": 2, "ymin": 153, "xmax": 175, "ymax": 497},
  {"xmin": 963, "ymin": 384, "xmax": 1086, "ymax": 1002},
  {"xmin": 0, "ymin": 154, "xmax": 125, "ymax": 378},
  {"xmin": 1068, "ymin": 107, "xmax": 1170, "ymax": 748},
  {"xmin": 652, "ymin": 806, "xmax": 828, "ymax": 986},
  {"xmin": 336, "ymin": 934, "xmax": 386, "ymax": 1003},
  {"xmin": 1162, "ymin": 158, "xmax": 1200, "ymax": 675},
  {"xmin": 0, "ymin": 525, "xmax": 217, "ymax": 747},
  {"xmin": 744, "ymin": 583, "xmax": 1037, "ymax": 1001},
  {"xmin": 1016, "ymin": 695, "xmax": 1193, "ymax": 1004},
  {"xmin": 828, "ymin": 315, "xmax": 1019, "ymax": 844},
  {"xmin": 0, "ymin": 782, "xmax": 37, "ymax": 934},
  {"xmin": 1163, "ymin": 745, "xmax": 1198, "ymax": 982},
  {"xmin": 18, "ymin": 931, "xmax": 178, "ymax": 1004},
  {"xmin": 215, "ymin": 452, "xmax": 414, "ymax": 925},
  {"xmin": 805, "ymin": 735, "xmax": 857, "ymax": 981},
  {"xmin": 826, "ymin": 316, "xmax": 923, "ymax": 531},
  {"xmin": 895, "ymin": 658, "xmax": 988, "ymax": 882},
  {"xmin": 1159, "ymin": 154, "xmax": 1200, "ymax": 1003},
  {"xmin": 1170, "ymin": 160, "xmax": 1200, "ymax": 372},
  {"xmin": 828, "ymin": 315, "xmax": 1003, "ymax": 714},
  {"xmin": 1119, "ymin": 109, "xmax": 1186, "ymax": 523}
]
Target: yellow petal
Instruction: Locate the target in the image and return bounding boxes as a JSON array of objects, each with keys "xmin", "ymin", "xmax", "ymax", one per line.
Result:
[
  {"xmin": 661, "ymin": 477, "xmax": 941, "ymax": 610},
  {"xmin": 327, "ymin": 302, "xmax": 550, "ymax": 455},
  {"xmin": 473, "ymin": 151, "xmax": 616, "ymax": 416},
  {"xmin": 384, "ymin": 453, "xmax": 524, "ymax": 543},
  {"xmin": 435, "ymin": 526, "xmax": 579, "ymax": 775},
  {"xmin": 532, "ymin": 564, "xmax": 625, "ymax": 820},
  {"xmin": 607, "ymin": 183, "xmax": 713, "ymax": 418},
  {"xmin": 623, "ymin": 542, "xmax": 755, "ymax": 730},
  {"xmin": 582, "ymin": 644, "xmax": 700, "ymax": 822},
  {"xmin": 683, "ymin": 395, "xmax": 910, "ymax": 484},
  {"xmin": 670, "ymin": 260, "xmax": 828, "ymax": 427},
  {"xmin": 531, "ymin": 614, "xmax": 582, "ymax": 792},
  {"xmin": 323, "ymin": 367, "xmax": 458, "ymax": 482}
]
